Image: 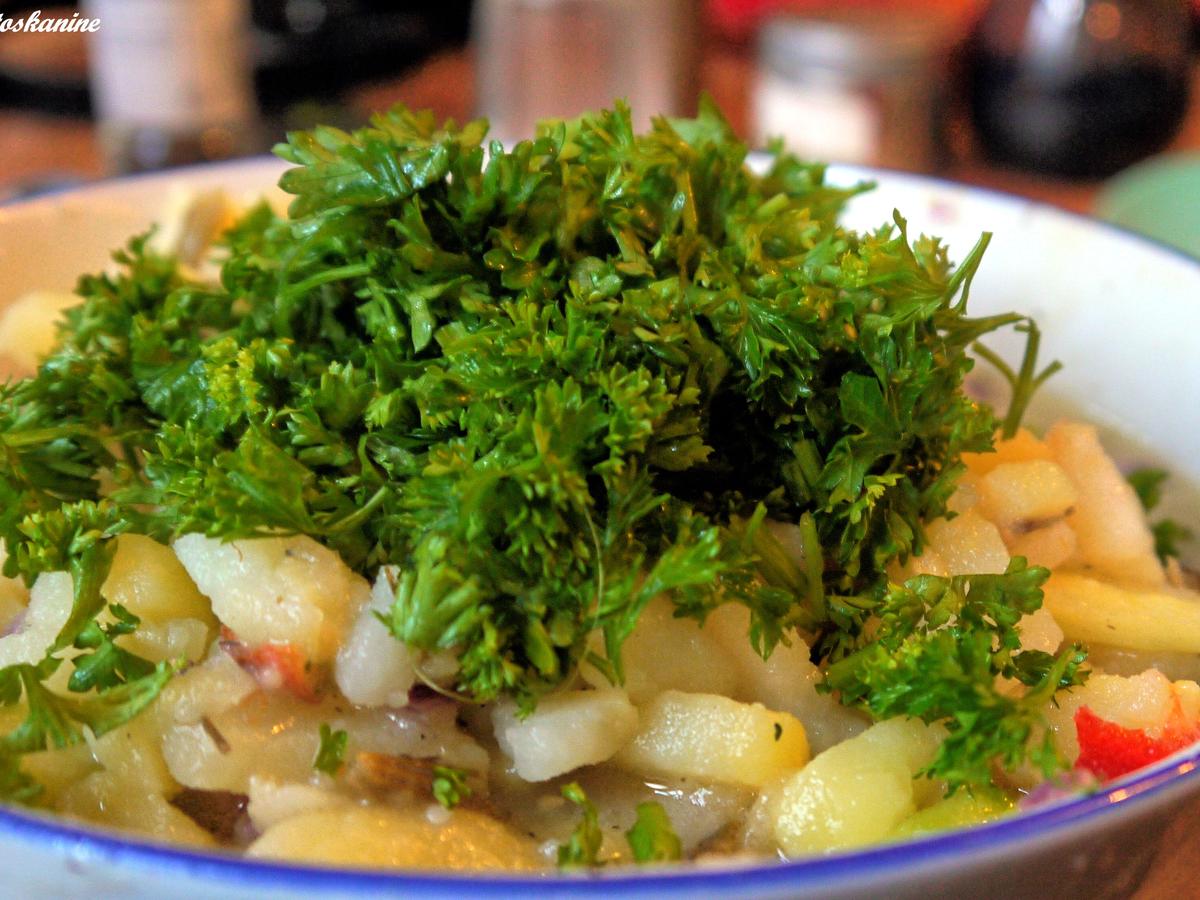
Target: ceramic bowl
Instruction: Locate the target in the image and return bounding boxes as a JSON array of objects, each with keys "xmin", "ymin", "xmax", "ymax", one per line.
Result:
[{"xmin": 0, "ymin": 159, "xmax": 1198, "ymax": 899}]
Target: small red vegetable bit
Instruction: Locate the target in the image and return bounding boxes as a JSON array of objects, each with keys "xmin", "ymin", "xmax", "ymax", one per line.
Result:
[
  {"xmin": 220, "ymin": 628, "xmax": 322, "ymax": 702},
  {"xmin": 1073, "ymin": 705, "xmax": 1200, "ymax": 781}
]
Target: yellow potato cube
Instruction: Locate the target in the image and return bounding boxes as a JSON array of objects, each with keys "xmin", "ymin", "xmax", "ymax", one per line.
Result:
[
  {"xmin": 762, "ymin": 717, "xmax": 943, "ymax": 855},
  {"xmin": 1042, "ymin": 573, "xmax": 1200, "ymax": 655},
  {"xmin": 1006, "ymin": 519, "xmax": 1077, "ymax": 569},
  {"xmin": 104, "ymin": 534, "xmax": 215, "ymax": 626},
  {"xmin": 247, "ymin": 806, "xmax": 539, "ymax": 870},
  {"xmin": 962, "ymin": 428, "xmax": 1053, "ymax": 478},
  {"xmin": 616, "ymin": 690, "xmax": 809, "ymax": 788},
  {"xmin": 977, "ymin": 460, "xmax": 1078, "ymax": 532},
  {"xmin": 924, "ymin": 510, "xmax": 1009, "ymax": 575},
  {"xmin": 581, "ymin": 597, "xmax": 739, "ymax": 703},
  {"xmin": 1045, "ymin": 421, "xmax": 1163, "ymax": 588}
]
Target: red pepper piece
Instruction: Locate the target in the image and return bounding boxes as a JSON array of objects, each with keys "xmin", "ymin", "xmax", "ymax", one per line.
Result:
[
  {"xmin": 220, "ymin": 628, "xmax": 321, "ymax": 702},
  {"xmin": 1073, "ymin": 705, "xmax": 1200, "ymax": 781}
]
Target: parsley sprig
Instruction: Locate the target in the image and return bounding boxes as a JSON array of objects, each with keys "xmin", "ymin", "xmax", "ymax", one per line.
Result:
[{"xmin": 0, "ymin": 98, "xmax": 1081, "ymax": 797}]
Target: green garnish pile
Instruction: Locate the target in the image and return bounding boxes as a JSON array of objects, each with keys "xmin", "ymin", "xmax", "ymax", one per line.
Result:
[{"xmin": 0, "ymin": 99, "xmax": 1085, "ymax": 801}]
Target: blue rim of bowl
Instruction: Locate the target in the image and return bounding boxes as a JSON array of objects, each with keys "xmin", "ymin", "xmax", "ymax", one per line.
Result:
[
  {"xmin": 0, "ymin": 748, "xmax": 1197, "ymax": 894},
  {"xmin": 1, "ymin": 158, "xmax": 1199, "ymax": 892}
]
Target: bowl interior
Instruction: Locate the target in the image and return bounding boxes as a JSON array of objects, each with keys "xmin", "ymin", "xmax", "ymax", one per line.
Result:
[{"xmin": 0, "ymin": 160, "xmax": 1199, "ymax": 896}]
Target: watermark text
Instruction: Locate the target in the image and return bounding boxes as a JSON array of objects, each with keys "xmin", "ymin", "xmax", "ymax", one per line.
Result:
[{"xmin": 0, "ymin": 10, "xmax": 101, "ymax": 34}]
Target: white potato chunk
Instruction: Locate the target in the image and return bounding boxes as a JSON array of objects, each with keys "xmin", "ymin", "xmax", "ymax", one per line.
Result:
[
  {"xmin": 148, "ymin": 186, "xmax": 239, "ymax": 267},
  {"xmin": 1042, "ymin": 573, "xmax": 1200, "ymax": 655},
  {"xmin": 155, "ymin": 651, "xmax": 259, "ymax": 727},
  {"xmin": 0, "ymin": 290, "xmax": 77, "ymax": 374},
  {"xmin": 761, "ymin": 717, "xmax": 943, "ymax": 855},
  {"xmin": 335, "ymin": 566, "xmax": 417, "ymax": 707},
  {"xmin": 1007, "ymin": 519, "xmax": 1078, "ymax": 569},
  {"xmin": 247, "ymin": 777, "xmax": 346, "ymax": 832},
  {"xmin": 978, "ymin": 460, "xmax": 1078, "ymax": 532},
  {"xmin": 55, "ymin": 716, "xmax": 215, "ymax": 848},
  {"xmin": 121, "ymin": 617, "xmax": 211, "ymax": 665},
  {"xmin": 924, "ymin": 509, "xmax": 1010, "ymax": 575},
  {"xmin": 1017, "ymin": 606, "xmax": 1063, "ymax": 655},
  {"xmin": 581, "ymin": 597, "xmax": 739, "ymax": 702},
  {"xmin": 493, "ymin": 689, "xmax": 638, "ymax": 782},
  {"xmin": 247, "ymin": 805, "xmax": 539, "ymax": 870},
  {"xmin": 173, "ymin": 533, "xmax": 369, "ymax": 663},
  {"xmin": 1045, "ymin": 421, "xmax": 1163, "ymax": 587},
  {"xmin": 162, "ymin": 689, "xmax": 487, "ymax": 793},
  {"xmin": 705, "ymin": 604, "xmax": 868, "ymax": 753},
  {"xmin": 617, "ymin": 690, "xmax": 809, "ymax": 788},
  {"xmin": 0, "ymin": 571, "xmax": 71, "ymax": 668},
  {"xmin": 104, "ymin": 533, "xmax": 214, "ymax": 626}
]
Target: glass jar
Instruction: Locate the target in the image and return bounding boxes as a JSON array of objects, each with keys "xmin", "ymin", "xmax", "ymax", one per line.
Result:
[{"xmin": 753, "ymin": 11, "xmax": 955, "ymax": 171}]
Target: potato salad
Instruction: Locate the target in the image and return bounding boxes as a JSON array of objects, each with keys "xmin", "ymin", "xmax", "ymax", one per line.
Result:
[{"xmin": 0, "ymin": 101, "xmax": 1196, "ymax": 871}]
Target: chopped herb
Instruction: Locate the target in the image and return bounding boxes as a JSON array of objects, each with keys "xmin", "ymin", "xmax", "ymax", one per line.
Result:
[
  {"xmin": 626, "ymin": 801, "xmax": 682, "ymax": 863},
  {"xmin": 0, "ymin": 98, "xmax": 1074, "ymax": 796},
  {"xmin": 557, "ymin": 782, "xmax": 603, "ymax": 868},
  {"xmin": 773, "ymin": 722, "xmax": 783, "ymax": 742},
  {"xmin": 313, "ymin": 724, "xmax": 348, "ymax": 776},
  {"xmin": 1127, "ymin": 468, "xmax": 1193, "ymax": 563},
  {"xmin": 1128, "ymin": 468, "xmax": 1168, "ymax": 510},
  {"xmin": 431, "ymin": 764, "xmax": 472, "ymax": 809}
]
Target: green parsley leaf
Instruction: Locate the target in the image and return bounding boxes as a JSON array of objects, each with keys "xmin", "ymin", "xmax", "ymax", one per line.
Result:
[
  {"xmin": 313, "ymin": 724, "xmax": 348, "ymax": 776},
  {"xmin": 431, "ymin": 765, "xmax": 473, "ymax": 809},
  {"xmin": 1127, "ymin": 467, "xmax": 1193, "ymax": 563},
  {"xmin": 557, "ymin": 781, "xmax": 603, "ymax": 868},
  {"xmin": 626, "ymin": 801, "xmax": 682, "ymax": 863}
]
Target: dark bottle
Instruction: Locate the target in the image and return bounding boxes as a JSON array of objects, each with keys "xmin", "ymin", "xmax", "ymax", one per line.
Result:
[{"xmin": 965, "ymin": 0, "xmax": 1193, "ymax": 179}]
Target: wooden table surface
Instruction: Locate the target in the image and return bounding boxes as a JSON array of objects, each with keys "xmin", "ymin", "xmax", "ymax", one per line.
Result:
[{"xmin": 1, "ymin": 41, "xmax": 1198, "ymax": 899}]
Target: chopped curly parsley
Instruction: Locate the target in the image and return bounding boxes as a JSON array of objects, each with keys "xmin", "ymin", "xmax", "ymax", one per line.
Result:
[{"xmin": 0, "ymin": 98, "xmax": 1085, "ymax": 800}]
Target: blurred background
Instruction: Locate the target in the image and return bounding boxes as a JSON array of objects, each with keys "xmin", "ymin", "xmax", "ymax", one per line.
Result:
[{"xmin": 1, "ymin": 0, "xmax": 1199, "ymax": 247}]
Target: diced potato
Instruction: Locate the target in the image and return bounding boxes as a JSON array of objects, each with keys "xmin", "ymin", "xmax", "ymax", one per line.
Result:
[
  {"xmin": 924, "ymin": 510, "xmax": 1010, "ymax": 575},
  {"xmin": 162, "ymin": 689, "xmax": 488, "ymax": 793},
  {"xmin": 581, "ymin": 597, "xmax": 739, "ymax": 703},
  {"xmin": 617, "ymin": 690, "xmax": 809, "ymax": 788},
  {"xmin": 155, "ymin": 651, "xmax": 259, "ymax": 727},
  {"xmin": 0, "ymin": 290, "xmax": 77, "ymax": 374},
  {"xmin": 977, "ymin": 460, "xmax": 1077, "ymax": 532},
  {"xmin": 1042, "ymin": 573, "xmax": 1200, "ymax": 655},
  {"xmin": 1017, "ymin": 607, "xmax": 1063, "ymax": 655},
  {"xmin": 59, "ymin": 779, "xmax": 217, "ymax": 847},
  {"xmin": 946, "ymin": 474, "xmax": 982, "ymax": 514},
  {"xmin": 761, "ymin": 717, "xmax": 943, "ymax": 855},
  {"xmin": 161, "ymin": 692, "xmax": 339, "ymax": 793},
  {"xmin": 493, "ymin": 689, "xmax": 638, "ymax": 782},
  {"xmin": 0, "ymin": 571, "xmax": 71, "ymax": 668},
  {"xmin": 1006, "ymin": 519, "xmax": 1077, "ymax": 569},
  {"xmin": 104, "ymin": 534, "xmax": 215, "ymax": 626},
  {"xmin": 173, "ymin": 533, "xmax": 370, "ymax": 663},
  {"xmin": 891, "ymin": 786, "xmax": 1014, "ymax": 838},
  {"xmin": 247, "ymin": 777, "xmax": 346, "ymax": 833},
  {"xmin": 1045, "ymin": 421, "xmax": 1163, "ymax": 587},
  {"xmin": 335, "ymin": 566, "xmax": 418, "ymax": 707},
  {"xmin": 962, "ymin": 428, "xmax": 1053, "ymax": 478},
  {"xmin": 55, "ymin": 716, "xmax": 214, "ymax": 847},
  {"xmin": 704, "ymin": 604, "xmax": 868, "ymax": 753},
  {"xmin": 148, "ymin": 186, "xmax": 240, "ymax": 267},
  {"xmin": 247, "ymin": 806, "xmax": 540, "ymax": 870},
  {"xmin": 121, "ymin": 617, "xmax": 211, "ymax": 665}
]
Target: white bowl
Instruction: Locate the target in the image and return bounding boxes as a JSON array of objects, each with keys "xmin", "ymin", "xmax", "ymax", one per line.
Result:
[{"xmin": 0, "ymin": 159, "xmax": 1197, "ymax": 899}]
